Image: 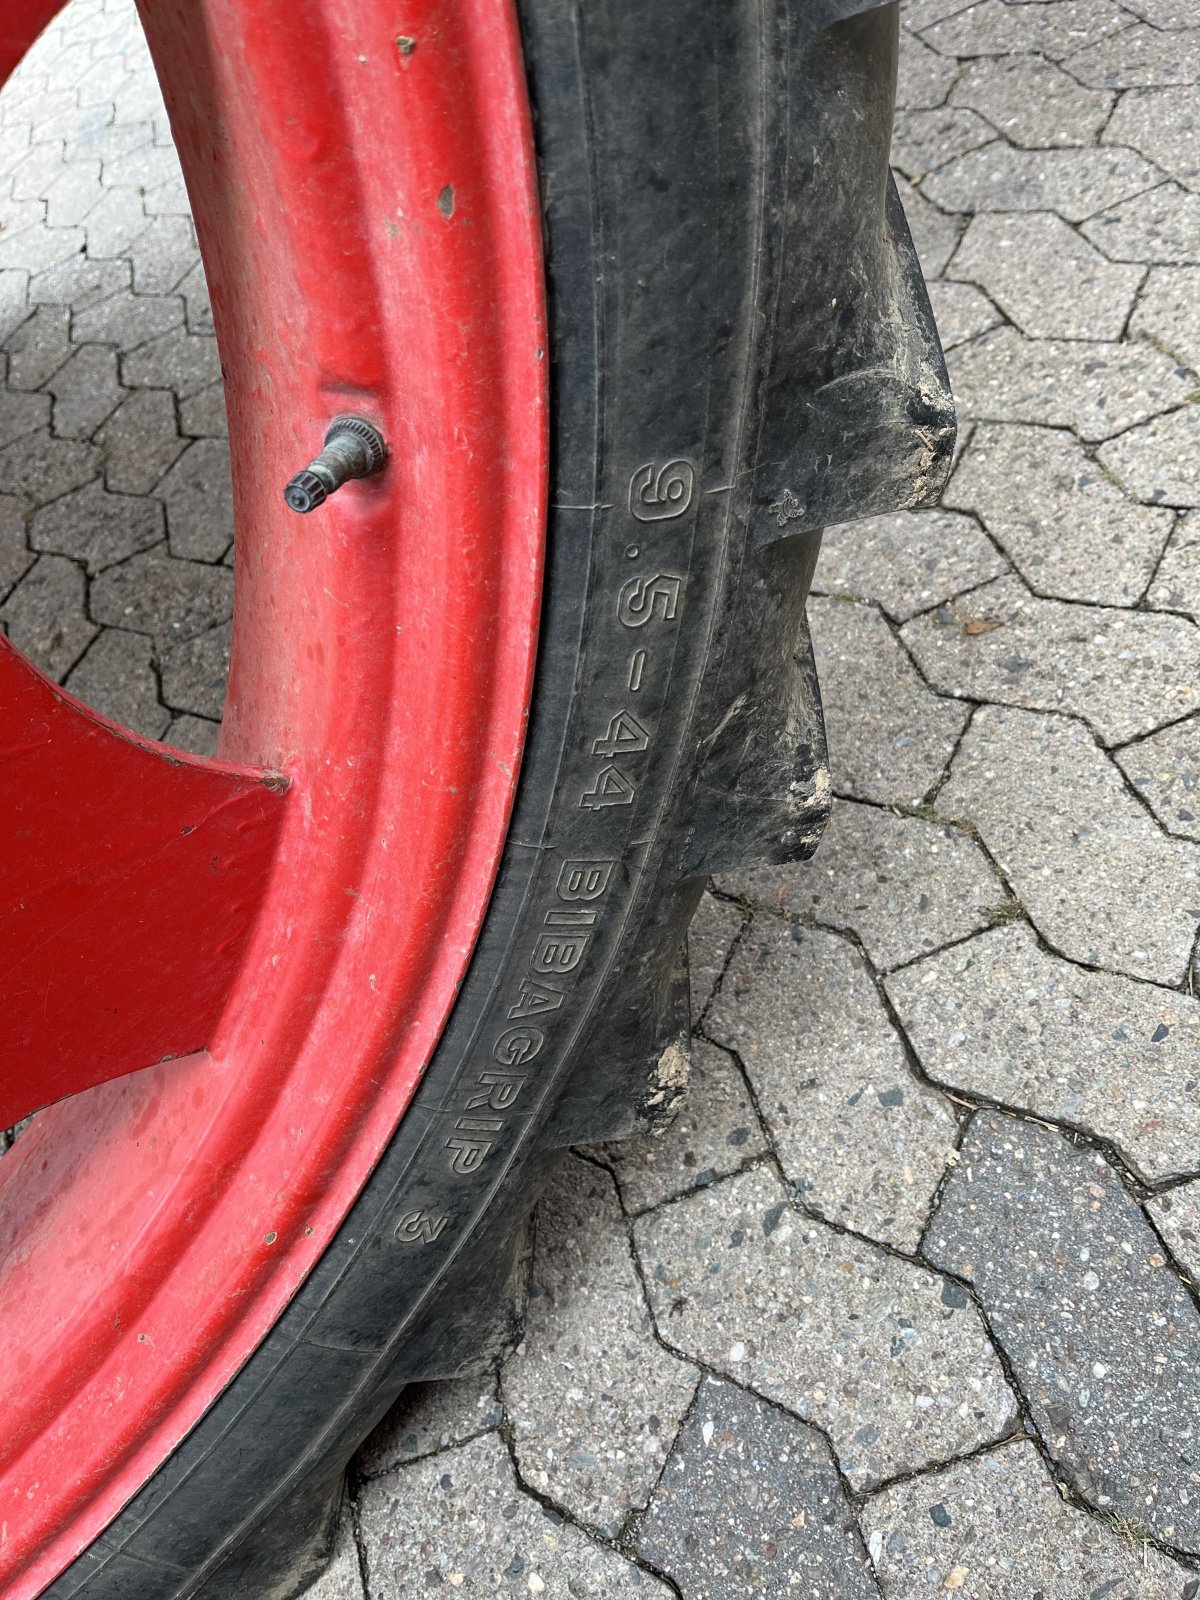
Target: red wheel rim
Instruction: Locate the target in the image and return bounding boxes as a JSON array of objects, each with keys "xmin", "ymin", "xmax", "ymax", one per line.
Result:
[{"xmin": 0, "ymin": 1, "xmax": 547, "ymax": 1593}]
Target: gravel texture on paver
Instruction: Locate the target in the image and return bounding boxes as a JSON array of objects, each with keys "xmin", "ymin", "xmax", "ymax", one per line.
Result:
[
  {"xmin": 705, "ymin": 918, "xmax": 958, "ymax": 1248},
  {"xmin": 938, "ymin": 704, "xmax": 1200, "ymax": 984},
  {"xmin": 632, "ymin": 1377, "xmax": 881, "ymax": 1600},
  {"xmin": 717, "ymin": 798, "xmax": 999, "ymax": 971},
  {"xmin": 901, "ymin": 573, "xmax": 1200, "ymax": 743},
  {"xmin": 502, "ymin": 1156, "xmax": 700, "ymax": 1537},
  {"xmin": 888, "ymin": 922, "xmax": 1200, "ymax": 1183},
  {"xmin": 811, "ymin": 507, "xmax": 1008, "ymax": 621},
  {"xmin": 926, "ymin": 1112, "xmax": 1200, "ymax": 1549},
  {"xmin": 808, "ymin": 596, "xmax": 969, "ymax": 807},
  {"xmin": 862, "ymin": 1440, "xmax": 1198, "ymax": 1599},
  {"xmin": 356, "ymin": 1432, "xmax": 672, "ymax": 1598},
  {"xmin": 600, "ymin": 1038, "xmax": 767, "ymax": 1216},
  {"xmin": 634, "ymin": 1163, "xmax": 1017, "ymax": 1488},
  {"xmin": 1115, "ymin": 717, "xmax": 1200, "ymax": 841},
  {"xmin": 942, "ymin": 421, "xmax": 1174, "ymax": 603}
]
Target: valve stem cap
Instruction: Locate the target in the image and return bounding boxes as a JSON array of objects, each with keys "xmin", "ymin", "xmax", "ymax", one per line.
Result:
[
  {"xmin": 283, "ymin": 469, "xmax": 329, "ymax": 514},
  {"xmin": 284, "ymin": 415, "xmax": 388, "ymax": 514}
]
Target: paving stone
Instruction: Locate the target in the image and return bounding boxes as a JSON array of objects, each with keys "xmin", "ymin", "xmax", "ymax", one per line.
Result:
[
  {"xmin": 45, "ymin": 160, "xmax": 105, "ymax": 230},
  {"xmin": 888, "ymin": 923, "xmax": 1200, "ymax": 1185},
  {"xmin": 926, "ymin": 1112, "xmax": 1200, "ymax": 1547},
  {"xmin": 10, "ymin": 139, "xmax": 67, "ymax": 204},
  {"xmin": 178, "ymin": 380, "xmax": 227, "ymax": 438},
  {"xmin": 1121, "ymin": 0, "xmax": 1198, "ymax": 24},
  {"xmin": 96, "ymin": 387, "xmax": 185, "ymax": 494},
  {"xmin": 1148, "ymin": 510, "xmax": 1200, "ymax": 616},
  {"xmin": 939, "ymin": 704, "xmax": 1200, "ymax": 985},
  {"xmin": 1148, "ymin": 1184, "xmax": 1200, "ymax": 1284},
  {"xmin": 808, "ymin": 597, "xmax": 969, "ymax": 807},
  {"xmin": 0, "ymin": 123, "xmax": 32, "ymax": 181},
  {"xmin": 944, "ymin": 424, "xmax": 1173, "ymax": 603},
  {"xmin": 923, "ymin": 281, "xmax": 1002, "ymax": 349},
  {"xmin": 923, "ymin": 0, "xmax": 1133, "ymax": 61},
  {"xmin": 64, "ymin": 626, "xmax": 168, "ymax": 738},
  {"xmin": 356, "ymin": 1377, "xmax": 504, "ymax": 1479},
  {"xmin": 0, "ymin": 428, "xmax": 98, "ymax": 507},
  {"xmin": 814, "ymin": 507, "xmax": 1008, "ymax": 621},
  {"xmin": 896, "ymin": 32, "xmax": 960, "ymax": 111},
  {"xmin": 890, "ymin": 108, "xmax": 994, "ymax": 182},
  {"xmin": 112, "ymin": 71, "xmax": 170, "ymax": 129},
  {"xmin": 160, "ymin": 620, "xmax": 230, "ymax": 718},
  {"xmin": 1116, "ymin": 718, "xmax": 1200, "ymax": 843},
  {"xmin": 895, "ymin": 178, "xmax": 963, "ymax": 279},
  {"xmin": 1083, "ymin": 183, "xmax": 1200, "ymax": 266},
  {"xmin": 601, "ymin": 1039, "xmax": 766, "ymax": 1216},
  {"xmin": 947, "ymin": 328, "xmax": 1195, "ymax": 443},
  {"xmin": 99, "ymin": 140, "xmax": 183, "ymax": 196},
  {"xmin": 1099, "ymin": 406, "xmax": 1200, "ymax": 509},
  {"xmin": 65, "ymin": 118, "xmax": 153, "ymax": 169},
  {"xmin": 303, "ymin": 1506, "xmax": 365, "ymax": 1600},
  {"xmin": 91, "ymin": 548, "xmax": 233, "ymax": 644},
  {"xmin": 141, "ymin": 174, "xmax": 190, "ymax": 217},
  {"xmin": 862, "ymin": 1440, "xmax": 1196, "ymax": 1599},
  {"xmin": 503, "ymin": 1155, "xmax": 699, "ymax": 1536},
  {"xmin": 949, "ymin": 55, "xmax": 1113, "ymax": 149},
  {"xmin": 903, "ymin": 574, "xmax": 1200, "ymax": 744},
  {"xmin": 719, "ymin": 800, "xmax": 999, "ymax": 970},
  {"xmin": 163, "ymin": 712, "xmax": 220, "ymax": 758},
  {"xmin": 158, "ymin": 436, "xmax": 232, "ymax": 559},
  {"xmin": 704, "ymin": 921, "xmax": 956, "ymax": 1249},
  {"xmin": 30, "ymin": 477, "xmax": 161, "ymax": 573},
  {"xmin": 127, "ymin": 214, "xmax": 196, "ymax": 294},
  {"xmin": 357, "ymin": 1430, "xmax": 671, "ymax": 1598},
  {"xmin": 634, "ymin": 1163, "xmax": 1017, "ymax": 1489},
  {"xmin": 0, "ymin": 494, "xmax": 33, "ymax": 601},
  {"xmin": 28, "ymin": 253, "xmax": 129, "ymax": 310},
  {"xmin": 948, "ymin": 211, "xmax": 1144, "ymax": 341},
  {"xmin": 0, "ymin": 197, "xmax": 48, "ymax": 244},
  {"xmin": 1067, "ymin": 24, "xmax": 1200, "ymax": 89},
  {"xmin": 0, "ymin": 552, "xmax": 96, "ymax": 680},
  {"xmin": 632, "ymin": 1377, "xmax": 881, "ymax": 1600},
  {"xmin": 4, "ymin": 303, "xmax": 70, "ymax": 389},
  {"xmin": 121, "ymin": 324, "xmax": 219, "ymax": 398},
  {"xmin": 687, "ymin": 892, "xmax": 744, "ymax": 1021},
  {"xmin": 82, "ymin": 184, "xmax": 149, "ymax": 259},
  {"xmin": 75, "ymin": 51, "xmax": 133, "ymax": 109},
  {"xmin": 72, "ymin": 288, "xmax": 183, "ymax": 350},
  {"xmin": 903, "ymin": 0, "xmax": 976, "ymax": 31},
  {"xmin": 0, "ymin": 271, "xmax": 30, "ymax": 344},
  {"xmin": 177, "ymin": 259, "xmax": 213, "ymax": 334},
  {"xmin": 43, "ymin": 342, "xmax": 122, "ymax": 437},
  {"xmin": 1105, "ymin": 87, "xmax": 1200, "ymax": 194},
  {"xmin": 923, "ymin": 141, "xmax": 1163, "ymax": 223},
  {"xmin": 1132, "ymin": 267, "xmax": 1200, "ymax": 374},
  {"xmin": 0, "ymin": 386, "xmax": 50, "ymax": 448}
]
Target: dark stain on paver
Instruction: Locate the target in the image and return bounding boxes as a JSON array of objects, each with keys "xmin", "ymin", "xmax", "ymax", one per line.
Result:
[
  {"xmin": 632, "ymin": 1376, "xmax": 880, "ymax": 1600},
  {"xmin": 926, "ymin": 1110, "xmax": 1200, "ymax": 1553}
]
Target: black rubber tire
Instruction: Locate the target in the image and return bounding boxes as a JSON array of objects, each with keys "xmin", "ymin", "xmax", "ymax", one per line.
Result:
[{"xmin": 46, "ymin": 1, "xmax": 952, "ymax": 1595}]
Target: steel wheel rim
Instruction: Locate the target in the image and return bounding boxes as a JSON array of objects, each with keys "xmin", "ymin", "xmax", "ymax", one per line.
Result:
[{"xmin": 0, "ymin": 1, "xmax": 547, "ymax": 1591}]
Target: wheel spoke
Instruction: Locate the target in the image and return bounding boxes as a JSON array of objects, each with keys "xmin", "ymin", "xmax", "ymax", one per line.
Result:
[{"xmin": 0, "ymin": 635, "xmax": 287, "ymax": 1128}]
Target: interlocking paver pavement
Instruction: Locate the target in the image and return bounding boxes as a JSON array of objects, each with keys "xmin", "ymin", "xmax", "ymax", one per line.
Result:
[
  {"xmin": 926, "ymin": 1113, "xmax": 1200, "ymax": 1548},
  {"xmin": 718, "ymin": 798, "xmax": 999, "ymax": 970},
  {"xmin": 901, "ymin": 573, "xmax": 1200, "ymax": 742},
  {"xmin": 863, "ymin": 1440, "xmax": 1197, "ymax": 1598},
  {"xmin": 631, "ymin": 1377, "xmax": 881, "ymax": 1600},
  {"xmin": 5, "ymin": 2, "xmax": 1200, "ymax": 1596},
  {"xmin": 704, "ymin": 919, "xmax": 958, "ymax": 1248}
]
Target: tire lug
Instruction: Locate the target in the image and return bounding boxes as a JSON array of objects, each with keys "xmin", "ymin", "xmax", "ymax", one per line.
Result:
[{"xmin": 283, "ymin": 415, "xmax": 388, "ymax": 513}]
